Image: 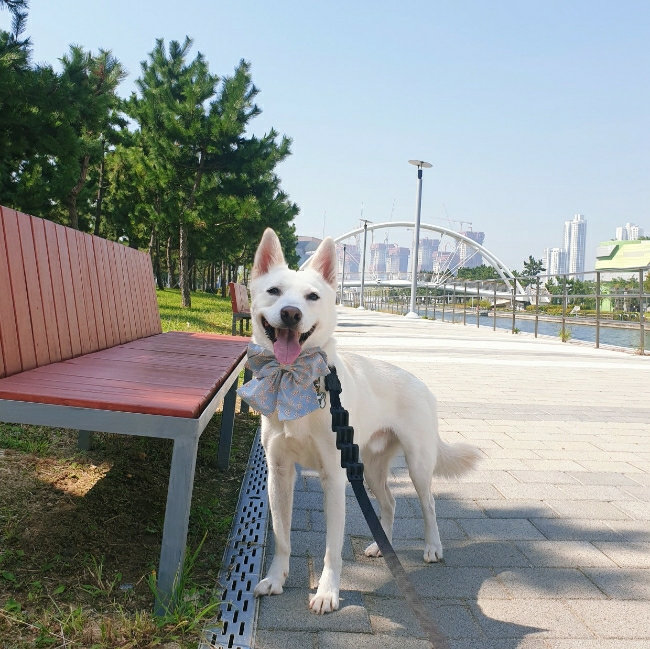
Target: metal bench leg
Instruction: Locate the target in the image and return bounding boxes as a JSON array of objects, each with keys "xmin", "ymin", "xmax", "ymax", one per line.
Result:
[
  {"xmin": 155, "ymin": 433, "xmax": 200, "ymax": 615},
  {"xmin": 77, "ymin": 430, "xmax": 93, "ymax": 450},
  {"xmin": 232, "ymin": 315, "xmax": 237, "ymax": 337},
  {"xmin": 240, "ymin": 367, "xmax": 253, "ymax": 414},
  {"xmin": 217, "ymin": 377, "xmax": 238, "ymax": 470}
]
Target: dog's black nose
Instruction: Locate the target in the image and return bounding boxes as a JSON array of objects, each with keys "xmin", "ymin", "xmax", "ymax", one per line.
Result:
[{"xmin": 281, "ymin": 306, "xmax": 302, "ymax": 327}]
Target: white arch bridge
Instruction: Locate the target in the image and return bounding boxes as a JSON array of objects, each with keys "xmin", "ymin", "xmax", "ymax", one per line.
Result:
[{"xmin": 317, "ymin": 221, "xmax": 539, "ymax": 302}]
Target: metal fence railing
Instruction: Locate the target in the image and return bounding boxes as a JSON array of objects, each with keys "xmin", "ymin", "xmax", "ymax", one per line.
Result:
[{"xmin": 340, "ymin": 266, "xmax": 650, "ymax": 354}]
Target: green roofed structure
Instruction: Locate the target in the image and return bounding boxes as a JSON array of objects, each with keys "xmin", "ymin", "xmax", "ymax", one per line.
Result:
[{"xmin": 595, "ymin": 238, "xmax": 650, "ymax": 271}]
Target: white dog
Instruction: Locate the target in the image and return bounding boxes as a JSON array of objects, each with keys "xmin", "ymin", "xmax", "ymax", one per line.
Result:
[{"xmin": 246, "ymin": 228, "xmax": 480, "ymax": 614}]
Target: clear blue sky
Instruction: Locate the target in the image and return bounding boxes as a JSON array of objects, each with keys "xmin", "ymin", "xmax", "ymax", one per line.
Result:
[{"xmin": 5, "ymin": 1, "xmax": 649, "ymax": 270}]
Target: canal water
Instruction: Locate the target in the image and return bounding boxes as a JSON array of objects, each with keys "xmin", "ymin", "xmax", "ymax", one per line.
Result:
[{"xmin": 427, "ymin": 310, "xmax": 650, "ymax": 351}]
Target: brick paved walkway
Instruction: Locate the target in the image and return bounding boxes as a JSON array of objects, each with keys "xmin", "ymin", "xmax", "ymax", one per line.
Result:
[{"xmin": 254, "ymin": 307, "xmax": 650, "ymax": 649}]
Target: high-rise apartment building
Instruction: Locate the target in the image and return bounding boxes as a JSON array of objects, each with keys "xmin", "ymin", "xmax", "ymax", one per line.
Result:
[
  {"xmin": 458, "ymin": 231, "xmax": 485, "ymax": 268},
  {"xmin": 386, "ymin": 244, "xmax": 410, "ymax": 275},
  {"xmin": 369, "ymin": 243, "xmax": 387, "ymax": 274},
  {"xmin": 563, "ymin": 214, "xmax": 587, "ymax": 278},
  {"xmin": 417, "ymin": 237, "xmax": 440, "ymax": 272},
  {"xmin": 337, "ymin": 243, "xmax": 359, "ymax": 276},
  {"xmin": 543, "ymin": 247, "xmax": 568, "ymax": 277},
  {"xmin": 615, "ymin": 223, "xmax": 644, "ymax": 241}
]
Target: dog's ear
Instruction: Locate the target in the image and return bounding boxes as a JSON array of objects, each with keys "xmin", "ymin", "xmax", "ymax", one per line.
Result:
[
  {"xmin": 252, "ymin": 228, "xmax": 286, "ymax": 279},
  {"xmin": 306, "ymin": 237, "xmax": 338, "ymax": 288}
]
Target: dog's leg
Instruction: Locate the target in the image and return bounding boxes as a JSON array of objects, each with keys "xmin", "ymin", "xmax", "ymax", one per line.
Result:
[
  {"xmin": 254, "ymin": 435, "xmax": 296, "ymax": 597},
  {"xmin": 362, "ymin": 447, "xmax": 396, "ymax": 558},
  {"xmin": 406, "ymin": 452, "xmax": 443, "ymax": 563},
  {"xmin": 309, "ymin": 465, "xmax": 346, "ymax": 614}
]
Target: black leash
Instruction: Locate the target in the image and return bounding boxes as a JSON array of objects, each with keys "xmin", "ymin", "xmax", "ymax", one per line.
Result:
[{"xmin": 324, "ymin": 365, "xmax": 448, "ymax": 649}]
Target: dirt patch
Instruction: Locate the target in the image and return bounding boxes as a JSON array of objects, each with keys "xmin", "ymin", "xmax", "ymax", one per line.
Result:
[{"xmin": 0, "ymin": 412, "xmax": 259, "ymax": 648}]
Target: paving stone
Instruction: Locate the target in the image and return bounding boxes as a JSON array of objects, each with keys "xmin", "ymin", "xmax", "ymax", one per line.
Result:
[
  {"xmin": 605, "ymin": 520, "xmax": 650, "ymax": 542},
  {"xmin": 580, "ymin": 568, "xmax": 650, "ymax": 600},
  {"xmin": 629, "ymin": 473, "xmax": 650, "ymax": 487},
  {"xmin": 318, "ymin": 631, "xmax": 431, "ymax": 649},
  {"xmin": 433, "ymin": 483, "xmax": 506, "ymax": 500},
  {"xmin": 543, "ymin": 641, "xmax": 650, "ymax": 649},
  {"xmin": 555, "ymin": 485, "xmax": 634, "ymax": 501},
  {"xmin": 471, "ymin": 599, "xmax": 594, "ymax": 638},
  {"xmin": 577, "ymin": 461, "xmax": 644, "ymax": 473},
  {"xmin": 476, "ymin": 499, "xmax": 559, "ymax": 519},
  {"xmin": 493, "ymin": 484, "xmax": 568, "ymax": 501},
  {"xmin": 620, "ymin": 485, "xmax": 650, "ymax": 500},
  {"xmin": 494, "ymin": 567, "xmax": 606, "ymax": 599},
  {"xmin": 431, "ymin": 498, "xmax": 488, "ymax": 519},
  {"xmin": 566, "ymin": 601, "xmax": 650, "ymax": 638},
  {"xmin": 522, "ymin": 459, "xmax": 589, "ymax": 472},
  {"xmin": 508, "ymin": 471, "xmax": 580, "ymax": 485},
  {"xmin": 515, "ymin": 541, "xmax": 616, "ymax": 568},
  {"xmin": 406, "ymin": 565, "xmax": 510, "ymax": 599},
  {"xmin": 529, "ymin": 518, "xmax": 624, "ymax": 542},
  {"xmin": 364, "ymin": 595, "xmax": 482, "ymax": 639},
  {"xmin": 545, "ymin": 500, "xmax": 631, "ymax": 520},
  {"xmin": 609, "ymin": 500, "xmax": 650, "ymax": 520},
  {"xmin": 290, "ymin": 508, "xmax": 309, "ymax": 531},
  {"xmin": 254, "ymin": 631, "xmax": 316, "ymax": 649},
  {"xmin": 257, "ymin": 589, "xmax": 371, "ymax": 632},
  {"xmin": 591, "ymin": 542, "xmax": 650, "ymax": 568},
  {"xmin": 458, "ymin": 518, "xmax": 546, "ymax": 541},
  {"xmin": 441, "ymin": 540, "xmax": 531, "ymax": 568}
]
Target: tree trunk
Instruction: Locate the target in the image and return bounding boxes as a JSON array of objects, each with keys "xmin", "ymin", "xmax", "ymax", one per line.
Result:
[
  {"xmin": 179, "ymin": 220, "xmax": 191, "ymax": 307},
  {"xmin": 93, "ymin": 139, "xmax": 106, "ymax": 237},
  {"xmin": 166, "ymin": 235, "xmax": 174, "ymax": 288},
  {"xmin": 220, "ymin": 261, "xmax": 226, "ymax": 297},
  {"xmin": 155, "ymin": 233, "xmax": 165, "ymax": 290},
  {"xmin": 67, "ymin": 154, "xmax": 91, "ymax": 230}
]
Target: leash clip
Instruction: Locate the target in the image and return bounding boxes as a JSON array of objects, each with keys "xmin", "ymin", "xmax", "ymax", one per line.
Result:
[{"xmin": 313, "ymin": 377, "xmax": 327, "ymax": 409}]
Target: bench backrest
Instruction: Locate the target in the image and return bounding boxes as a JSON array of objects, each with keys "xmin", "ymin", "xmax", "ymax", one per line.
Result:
[
  {"xmin": 229, "ymin": 282, "xmax": 250, "ymax": 314},
  {"xmin": 0, "ymin": 205, "xmax": 161, "ymax": 379}
]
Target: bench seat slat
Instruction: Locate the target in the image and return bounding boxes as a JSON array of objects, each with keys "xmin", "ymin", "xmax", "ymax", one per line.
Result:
[
  {"xmin": 4, "ymin": 208, "xmax": 37, "ymax": 371},
  {"xmin": 0, "ymin": 332, "xmax": 249, "ymax": 418},
  {"xmin": 18, "ymin": 211, "xmax": 51, "ymax": 368},
  {"xmin": 83, "ymin": 233, "xmax": 107, "ymax": 350},
  {"xmin": 54, "ymin": 222, "xmax": 83, "ymax": 358},
  {"xmin": 0, "ymin": 211, "xmax": 21, "ymax": 376}
]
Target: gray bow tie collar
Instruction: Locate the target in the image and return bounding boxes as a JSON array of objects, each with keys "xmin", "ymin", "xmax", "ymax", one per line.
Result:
[{"xmin": 237, "ymin": 343, "xmax": 331, "ymax": 421}]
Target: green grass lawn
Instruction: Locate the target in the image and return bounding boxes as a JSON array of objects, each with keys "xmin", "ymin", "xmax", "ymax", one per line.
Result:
[
  {"xmin": 157, "ymin": 288, "xmax": 247, "ymax": 335},
  {"xmin": 0, "ymin": 289, "xmax": 257, "ymax": 649}
]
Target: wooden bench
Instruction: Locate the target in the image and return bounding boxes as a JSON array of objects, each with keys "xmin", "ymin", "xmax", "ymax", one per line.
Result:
[
  {"xmin": 229, "ymin": 281, "xmax": 252, "ymax": 336},
  {"xmin": 0, "ymin": 205, "xmax": 250, "ymax": 613}
]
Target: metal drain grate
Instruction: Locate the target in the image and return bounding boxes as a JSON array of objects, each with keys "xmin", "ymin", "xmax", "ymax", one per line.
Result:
[{"xmin": 200, "ymin": 428, "xmax": 269, "ymax": 649}]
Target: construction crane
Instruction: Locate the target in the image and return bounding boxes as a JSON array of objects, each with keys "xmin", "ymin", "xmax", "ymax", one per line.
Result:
[{"xmin": 440, "ymin": 204, "xmax": 473, "ymax": 232}]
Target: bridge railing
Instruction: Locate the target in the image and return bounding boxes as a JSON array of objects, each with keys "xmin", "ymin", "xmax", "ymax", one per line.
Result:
[{"xmin": 339, "ymin": 266, "xmax": 649, "ymax": 354}]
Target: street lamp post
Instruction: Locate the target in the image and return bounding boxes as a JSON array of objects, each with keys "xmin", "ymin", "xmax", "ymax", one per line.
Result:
[
  {"xmin": 406, "ymin": 159, "xmax": 432, "ymax": 318},
  {"xmin": 358, "ymin": 219, "xmax": 371, "ymax": 310},
  {"xmin": 340, "ymin": 244, "xmax": 347, "ymax": 305}
]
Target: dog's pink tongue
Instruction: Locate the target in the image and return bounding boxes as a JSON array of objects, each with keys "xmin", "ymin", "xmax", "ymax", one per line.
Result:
[{"xmin": 274, "ymin": 329, "xmax": 302, "ymax": 365}]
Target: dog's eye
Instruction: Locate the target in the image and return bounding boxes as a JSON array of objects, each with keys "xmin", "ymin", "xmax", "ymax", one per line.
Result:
[
  {"xmin": 267, "ymin": 287, "xmax": 281, "ymax": 296},
  {"xmin": 306, "ymin": 292, "xmax": 320, "ymax": 301}
]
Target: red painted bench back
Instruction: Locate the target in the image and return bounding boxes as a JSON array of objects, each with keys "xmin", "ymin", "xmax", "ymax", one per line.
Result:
[
  {"xmin": 0, "ymin": 205, "xmax": 161, "ymax": 379},
  {"xmin": 229, "ymin": 282, "xmax": 250, "ymax": 315}
]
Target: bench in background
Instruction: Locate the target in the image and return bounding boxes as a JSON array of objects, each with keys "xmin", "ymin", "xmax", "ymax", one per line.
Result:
[
  {"xmin": 229, "ymin": 281, "xmax": 251, "ymax": 336},
  {"xmin": 0, "ymin": 205, "xmax": 249, "ymax": 612}
]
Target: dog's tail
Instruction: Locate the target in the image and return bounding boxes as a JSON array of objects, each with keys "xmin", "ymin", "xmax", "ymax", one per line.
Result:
[{"xmin": 434, "ymin": 439, "xmax": 482, "ymax": 478}]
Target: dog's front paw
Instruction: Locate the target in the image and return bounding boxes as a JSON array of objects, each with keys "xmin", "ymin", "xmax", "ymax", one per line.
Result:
[
  {"xmin": 423, "ymin": 542, "xmax": 443, "ymax": 563},
  {"xmin": 309, "ymin": 591, "xmax": 339, "ymax": 614},
  {"xmin": 254, "ymin": 577, "xmax": 284, "ymax": 597},
  {"xmin": 364, "ymin": 541, "xmax": 383, "ymax": 558}
]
